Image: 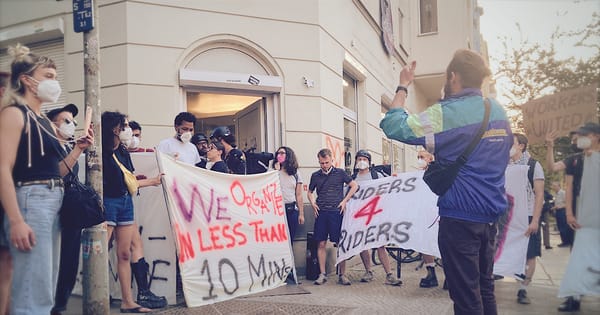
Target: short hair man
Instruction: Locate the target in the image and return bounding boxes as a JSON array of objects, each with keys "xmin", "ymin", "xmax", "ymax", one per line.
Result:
[
  {"xmin": 210, "ymin": 126, "xmax": 246, "ymax": 174},
  {"xmin": 191, "ymin": 133, "xmax": 209, "ymax": 168},
  {"xmin": 307, "ymin": 149, "xmax": 358, "ymax": 285},
  {"xmin": 156, "ymin": 112, "xmax": 200, "ymax": 165},
  {"xmin": 380, "ymin": 50, "xmax": 513, "ymax": 314},
  {"xmin": 127, "ymin": 120, "xmax": 154, "ymax": 153},
  {"xmin": 509, "ymin": 133, "xmax": 545, "ymax": 305}
]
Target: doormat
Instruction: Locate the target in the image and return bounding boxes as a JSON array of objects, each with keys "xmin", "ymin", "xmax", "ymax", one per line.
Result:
[{"xmin": 242, "ymin": 284, "xmax": 310, "ymax": 298}]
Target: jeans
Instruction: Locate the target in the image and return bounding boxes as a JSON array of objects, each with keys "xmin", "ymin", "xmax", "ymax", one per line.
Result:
[
  {"xmin": 439, "ymin": 217, "xmax": 498, "ymax": 315},
  {"xmin": 4, "ymin": 185, "xmax": 62, "ymax": 315},
  {"xmin": 555, "ymin": 208, "xmax": 573, "ymax": 245},
  {"xmin": 286, "ymin": 205, "xmax": 299, "ymax": 244},
  {"xmin": 52, "ymin": 226, "xmax": 82, "ymax": 313}
]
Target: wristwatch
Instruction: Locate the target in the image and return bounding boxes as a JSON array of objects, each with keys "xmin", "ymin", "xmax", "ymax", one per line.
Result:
[{"xmin": 396, "ymin": 85, "xmax": 408, "ymax": 94}]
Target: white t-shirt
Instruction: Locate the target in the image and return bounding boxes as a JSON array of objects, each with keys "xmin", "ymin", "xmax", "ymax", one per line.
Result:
[
  {"xmin": 527, "ymin": 161, "xmax": 545, "ymax": 216},
  {"xmin": 156, "ymin": 137, "xmax": 201, "ymax": 165},
  {"xmin": 279, "ymin": 170, "xmax": 303, "ymax": 205}
]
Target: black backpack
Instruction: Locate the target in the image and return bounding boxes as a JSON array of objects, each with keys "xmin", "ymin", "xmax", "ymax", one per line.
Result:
[{"xmin": 352, "ymin": 166, "xmax": 388, "ymax": 180}]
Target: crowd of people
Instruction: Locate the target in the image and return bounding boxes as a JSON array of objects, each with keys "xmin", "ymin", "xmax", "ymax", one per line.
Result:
[{"xmin": 0, "ymin": 43, "xmax": 598, "ymax": 315}]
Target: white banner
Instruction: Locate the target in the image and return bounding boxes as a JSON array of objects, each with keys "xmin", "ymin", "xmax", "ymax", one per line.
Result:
[
  {"xmin": 493, "ymin": 165, "xmax": 529, "ymax": 278},
  {"xmin": 157, "ymin": 151, "xmax": 293, "ymax": 307},
  {"xmin": 337, "ymin": 171, "xmax": 440, "ymax": 264}
]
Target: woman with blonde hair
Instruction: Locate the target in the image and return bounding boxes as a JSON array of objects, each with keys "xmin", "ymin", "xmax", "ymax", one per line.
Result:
[{"xmin": 0, "ymin": 44, "xmax": 91, "ymax": 314}]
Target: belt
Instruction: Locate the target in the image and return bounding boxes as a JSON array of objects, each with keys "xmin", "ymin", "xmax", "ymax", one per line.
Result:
[
  {"xmin": 285, "ymin": 202, "xmax": 296, "ymax": 207},
  {"xmin": 16, "ymin": 178, "xmax": 63, "ymax": 189}
]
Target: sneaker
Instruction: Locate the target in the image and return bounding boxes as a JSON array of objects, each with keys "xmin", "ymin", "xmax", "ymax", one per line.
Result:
[
  {"xmin": 557, "ymin": 243, "xmax": 571, "ymax": 248},
  {"xmin": 314, "ymin": 273, "xmax": 327, "ymax": 285},
  {"xmin": 517, "ymin": 289, "xmax": 531, "ymax": 304},
  {"xmin": 360, "ymin": 270, "xmax": 374, "ymax": 282},
  {"xmin": 558, "ymin": 297, "xmax": 580, "ymax": 312},
  {"xmin": 138, "ymin": 289, "xmax": 167, "ymax": 309},
  {"xmin": 338, "ymin": 274, "xmax": 351, "ymax": 285},
  {"xmin": 385, "ymin": 273, "xmax": 402, "ymax": 286}
]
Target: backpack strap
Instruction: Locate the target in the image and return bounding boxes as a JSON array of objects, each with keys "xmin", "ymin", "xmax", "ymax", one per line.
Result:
[{"xmin": 527, "ymin": 157, "xmax": 537, "ymax": 188}]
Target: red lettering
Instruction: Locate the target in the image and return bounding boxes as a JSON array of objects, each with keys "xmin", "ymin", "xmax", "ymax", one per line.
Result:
[
  {"xmin": 197, "ymin": 228, "xmax": 213, "ymax": 252},
  {"xmin": 209, "ymin": 226, "xmax": 224, "ymax": 250},
  {"xmin": 354, "ymin": 195, "xmax": 383, "ymax": 225},
  {"xmin": 277, "ymin": 223, "xmax": 288, "ymax": 242},
  {"xmin": 221, "ymin": 225, "xmax": 236, "ymax": 248},
  {"xmin": 175, "ymin": 224, "xmax": 195, "ymax": 263},
  {"xmin": 233, "ymin": 222, "xmax": 247, "ymax": 246},
  {"xmin": 270, "ymin": 225, "xmax": 281, "ymax": 242},
  {"xmin": 249, "ymin": 220, "xmax": 263, "ymax": 242}
]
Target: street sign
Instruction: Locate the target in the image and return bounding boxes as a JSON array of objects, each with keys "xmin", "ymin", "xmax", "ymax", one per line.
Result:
[{"xmin": 73, "ymin": 0, "xmax": 94, "ymax": 33}]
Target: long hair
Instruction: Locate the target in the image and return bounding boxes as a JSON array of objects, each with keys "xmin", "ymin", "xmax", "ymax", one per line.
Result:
[
  {"xmin": 101, "ymin": 111, "xmax": 126, "ymax": 153},
  {"xmin": 278, "ymin": 146, "xmax": 299, "ymax": 176},
  {"xmin": 1, "ymin": 44, "xmax": 56, "ymax": 108}
]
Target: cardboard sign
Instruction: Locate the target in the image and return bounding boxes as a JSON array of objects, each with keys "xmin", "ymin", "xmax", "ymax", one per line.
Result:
[{"xmin": 522, "ymin": 85, "xmax": 598, "ymax": 144}]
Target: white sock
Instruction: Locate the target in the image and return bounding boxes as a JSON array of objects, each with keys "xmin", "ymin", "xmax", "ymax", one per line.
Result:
[{"xmin": 425, "ymin": 263, "xmax": 436, "ymax": 268}]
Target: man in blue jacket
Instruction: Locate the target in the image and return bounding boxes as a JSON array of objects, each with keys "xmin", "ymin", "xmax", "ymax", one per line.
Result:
[{"xmin": 380, "ymin": 49, "xmax": 512, "ymax": 315}]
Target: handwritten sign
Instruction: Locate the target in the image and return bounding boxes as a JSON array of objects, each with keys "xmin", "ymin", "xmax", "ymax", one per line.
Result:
[
  {"xmin": 157, "ymin": 152, "xmax": 292, "ymax": 307},
  {"xmin": 339, "ymin": 171, "xmax": 440, "ymax": 264},
  {"xmin": 522, "ymin": 85, "xmax": 598, "ymax": 144}
]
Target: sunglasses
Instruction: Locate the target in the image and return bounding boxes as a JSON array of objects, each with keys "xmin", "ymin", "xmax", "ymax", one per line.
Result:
[{"xmin": 276, "ymin": 151, "xmax": 286, "ymax": 155}]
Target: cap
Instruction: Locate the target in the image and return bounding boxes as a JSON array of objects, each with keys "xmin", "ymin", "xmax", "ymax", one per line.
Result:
[
  {"xmin": 355, "ymin": 149, "xmax": 372, "ymax": 163},
  {"xmin": 191, "ymin": 133, "xmax": 208, "ymax": 145},
  {"xmin": 576, "ymin": 122, "xmax": 600, "ymax": 135},
  {"xmin": 46, "ymin": 104, "xmax": 78, "ymax": 121}
]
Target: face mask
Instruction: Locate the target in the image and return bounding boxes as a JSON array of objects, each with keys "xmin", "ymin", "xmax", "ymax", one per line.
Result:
[
  {"xmin": 179, "ymin": 131, "xmax": 192, "ymax": 143},
  {"xmin": 576, "ymin": 136, "xmax": 591, "ymax": 149},
  {"xmin": 277, "ymin": 154, "xmax": 286, "ymax": 164},
  {"xmin": 356, "ymin": 160, "xmax": 369, "ymax": 170},
  {"xmin": 58, "ymin": 121, "xmax": 76, "ymax": 139},
  {"xmin": 30, "ymin": 77, "xmax": 61, "ymax": 103},
  {"xmin": 119, "ymin": 127, "xmax": 133, "ymax": 146},
  {"xmin": 129, "ymin": 136, "xmax": 140, "ymax": 149},
  {"xmin": 416, "ymin": 158, "xmax": 427, "ymax": 168},
  {"xmin": 509, "ymin": 147, "xmax": 517, "ymax": 158}
]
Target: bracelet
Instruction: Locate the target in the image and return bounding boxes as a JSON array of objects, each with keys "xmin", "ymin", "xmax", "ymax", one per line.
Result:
[{"xmin": 396, "ymin": 85, "xmax": 408, "ymax": 94}]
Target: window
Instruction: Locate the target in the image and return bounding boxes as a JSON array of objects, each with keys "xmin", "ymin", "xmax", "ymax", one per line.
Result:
[
  {"xmin": 343, "ymin": 72, "xmax": 357, "ymax": 112},
  {"xmin": 344, "ymin": 119, "xmax": 357, "ymax": 175},
  {"xmin": 419, "ymin": 0, "xmax": 438, "ymax": 34}
]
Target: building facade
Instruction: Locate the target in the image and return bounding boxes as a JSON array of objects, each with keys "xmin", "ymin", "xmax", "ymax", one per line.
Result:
[{"xmin": 0, "ymin": 0, "xmax": 490, "ymax": 274}]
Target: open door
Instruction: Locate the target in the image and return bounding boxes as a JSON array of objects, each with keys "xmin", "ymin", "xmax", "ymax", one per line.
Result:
[{"xmin": 235, "ymin": 98, "xmax": 264, "ymax": 151}]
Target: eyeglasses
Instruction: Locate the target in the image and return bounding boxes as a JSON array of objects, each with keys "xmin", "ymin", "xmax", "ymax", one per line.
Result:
[{"xmin": 276, "ymin": 151, "xmax": 286, "ymax": 155}]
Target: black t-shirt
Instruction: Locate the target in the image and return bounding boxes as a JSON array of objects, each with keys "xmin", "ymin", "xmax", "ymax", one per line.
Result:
[
  {"xmin": 309, "ymin": 167, "xmax": 353, "ymax": 210},
  {"xmin": 564, "ymin": 153, "xmax": 583, "ymax": 197},
  {"xmin": 102, "ymin": 145, "xmax": 135, "ymax": 197},
  {"xmin": 225, "ymin": 148, "xmax": 246, "ymax": 175},
  {"xmin": 210, "ymin": 161, "xmax": 229, "ymax": 174}
]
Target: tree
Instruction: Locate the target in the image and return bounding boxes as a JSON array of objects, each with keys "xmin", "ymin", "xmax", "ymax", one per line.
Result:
[{"xmin": 493, "ymin": 13, "xmax": 599, "ymax": 185}]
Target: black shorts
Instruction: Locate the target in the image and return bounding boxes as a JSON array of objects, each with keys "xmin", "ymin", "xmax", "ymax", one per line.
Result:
[{"xmin": 526, "ymin": 216, "xmax": 541, "ymax": 259}]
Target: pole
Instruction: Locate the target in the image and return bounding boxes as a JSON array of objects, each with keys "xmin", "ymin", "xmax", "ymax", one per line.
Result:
[{"xmin": 80, "ymin": 0, "xmax": 109, "ymax": 314}]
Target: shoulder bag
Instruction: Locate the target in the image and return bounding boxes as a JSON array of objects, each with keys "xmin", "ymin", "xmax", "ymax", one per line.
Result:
[{"xmin": 423, "ymin": 98, "xmax": 491, "ymax": 196}]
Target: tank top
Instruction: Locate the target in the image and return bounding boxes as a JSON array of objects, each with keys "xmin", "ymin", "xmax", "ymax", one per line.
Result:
[{"xmin": 11, "ymin": 104, "xmax": 62, "ymax": 182}]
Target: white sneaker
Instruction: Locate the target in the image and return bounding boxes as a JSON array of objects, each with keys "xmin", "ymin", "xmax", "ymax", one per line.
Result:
[
  {"xmin": 385, "ymin": 273, "xmax": 402, "ymax": 286},
  {"xmin": 361, "ymin": 270, "xmax": 374, "ymax": 282},
  {"xmin": 338, "ymin": 274, "xmax": 351, "ymax": 285},
  {"xmin": 314, "ymin": 273, "xmax": 327, "ymax": 285}
]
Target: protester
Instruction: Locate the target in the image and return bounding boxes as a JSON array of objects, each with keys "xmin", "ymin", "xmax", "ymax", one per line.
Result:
[
  {"xmin": 545, "ymin": 130, "xmax": 583, "ymax": 247},
  {"xmin": 380, "ymin": 50, "xmax": 513, "ymax": 314},
  {"xmin": 307, "ymin": 148, "xmax": 358, "ymax": 285},
  {"xmin": 557, "ymin": 122, "xmax": 600, "ymax": 312},
  {"xmin": 191, "ymin": 133, "xmax": 209, "ymax": 168},
  {"xmin": 0, "ymin": 71, "xmax": 11, "ymax": 315},
  {"xmin": 128, "ymin": 120, "xmax": 154, "ymax": 153},
  {"xmin": 210, "ymin": 126, "xmax": 246, "ymax": 174},
  {"xmin": 509, "ymin": 133, "xmax": 545, "ymax": 305},
  {"xmin": 0, "ymin": 44, "xmax": 89, "ymax": 314},
  {"xmin": 351, "ymin": 150, "xmax": 402, "ymax": 286},
  {"xmin": 46, "ymin": 104, "xmax": 95, "ymax": 315},
  {"xmin": 550, "ymin": 181, "xmax": 570, "ymax": 247},
  {"xmin": 101, "ymin": 111, "xmax": 164, "ymax": 313},
  {"xmin": 156, "ymin": 112, "xmax": 201, "ymax": 165},
  {"xmin": 205, "ymin": 141, "xmax": 229, "ymax": 173},
  {"xmin": 414, "ymin": 150, "xmax": 440, "ymax": 288}
]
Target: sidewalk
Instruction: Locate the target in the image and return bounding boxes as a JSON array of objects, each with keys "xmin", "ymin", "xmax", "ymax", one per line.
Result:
[{"xmin": 65, "ymin": 233, "xmax": 599, "ymax": 314}]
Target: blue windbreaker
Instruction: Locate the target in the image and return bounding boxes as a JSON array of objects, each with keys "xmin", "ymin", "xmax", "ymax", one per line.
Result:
[{"xmin": 380, "ymin": 89, "xmax": 513, "ymax": 223}]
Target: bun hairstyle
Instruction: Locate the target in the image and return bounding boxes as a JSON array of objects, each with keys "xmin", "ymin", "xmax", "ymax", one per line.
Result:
[{"xmin": 7, "ymin": 43, "xmax": 56, "ymax": 96}]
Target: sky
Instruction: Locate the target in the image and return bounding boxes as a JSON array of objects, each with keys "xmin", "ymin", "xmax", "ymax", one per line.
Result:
[{"xmin": 479, "ymin": 0, "xmax": 599, "ymax": 104}]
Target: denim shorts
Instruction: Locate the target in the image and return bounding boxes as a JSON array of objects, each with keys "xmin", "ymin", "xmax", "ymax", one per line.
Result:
[
  {"xmin": 103, "ymin": 194, "xmax": 135, "ymax": 226},
  {"xmin": 0, "ymin": 211, "xmax": 7, "ymax": 248},
  {"xmin": 313, "ymin": 210, "xmax": 343, "ymax": 243}
]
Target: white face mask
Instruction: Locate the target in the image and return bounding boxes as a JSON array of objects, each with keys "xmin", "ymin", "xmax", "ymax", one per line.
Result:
[
  {"xmin": 119, "ymin": 127, "xmax": 133, "ymax": 146},
  {"xmin": 416, "ymin": 158, "xmax": 427, "ymax": 168},
  {"xmin": 30, "ymin": 77, "xmax": 61, "ymax": 103},
  {"xmin": 179, "ymin": 131, "xmax": 192, "ymax": 144},
  {"xmin": 356, "ymin": 160, "xmax": 369, "ymax": 170},
  {"xmin": 129, "ymin": 136, "xmax": 140, "ymax": 149},
  {"xmin": 509, "ymin": 147, "xmax": 517, "ymax": 158},
  {"xmin": 576, "ymin": 136, "xmax": 591, "ymax": 149},
  {"xmin": 58, "ymin": 121, "xmax": 76, "ymax": 139}
]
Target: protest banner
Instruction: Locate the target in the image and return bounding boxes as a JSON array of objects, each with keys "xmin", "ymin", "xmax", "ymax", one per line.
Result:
[
  {"xmin": 157, "ymin": 151, "xmax": 293, "ymax": 307},
  {"xmin": 493, "ymin": 164, "xmax": 529, "ymax": 278},
  {"xmin": 338, "ymin": 171, "xmax": 440, "ymax": 264},
  {"xmin": 522, "ymin": 84, "xmax": 598, "ymax": 145}
]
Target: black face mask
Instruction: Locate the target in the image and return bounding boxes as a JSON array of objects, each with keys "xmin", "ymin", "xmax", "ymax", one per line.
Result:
[{"xmin": 570, "ymin": 144, "xmax": 583, "ymax": 152}]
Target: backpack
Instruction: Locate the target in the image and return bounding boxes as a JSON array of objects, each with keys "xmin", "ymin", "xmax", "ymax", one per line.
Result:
[
  {"xmin": 527, "ymin": 157, "xmax": 537, "ymax": 188},
  {"xmin": 352, "ymin": 167, "xmax": 388, "ymax": 180},
  {"xmin": 244, "ymin": 148, "xmax": 274, "ymax": 175}
]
